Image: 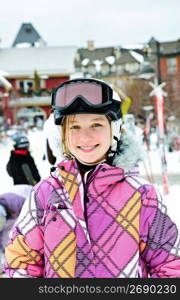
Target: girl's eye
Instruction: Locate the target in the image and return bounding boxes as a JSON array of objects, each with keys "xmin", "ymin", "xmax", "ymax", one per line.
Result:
[
  {"xmin": 92, "ymin": 123, "xmax": 102, "ymax": 127},
  {"xmin": 70, "ymin": 125, "xmax": 80, "ymax": 130}
]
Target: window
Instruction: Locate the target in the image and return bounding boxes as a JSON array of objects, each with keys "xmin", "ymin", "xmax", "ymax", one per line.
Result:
[
  {"xmin": 87, "ymin": 65, "xmax": 96, "ymax": 76},
  {"xmin": 116, "ymin": 65, "xmax": 124, "ymax": 75},
  {"xmin": 17, "ymin": 80, "xmax": 34, "ymax": 92},
  {"xmin": 111, "ymin": 64, "xmax": 117, "ymax": 73},
  {"xmin": 167, "ymin": 58, "xmax": 177, "ymax": 73},
  {"xmin": 101, "ymin": 64, "xmax": 110, "ymax": 76},
  {"xmin": 124, "ymin": 62, "xmax": 139, "ymax": 73}
]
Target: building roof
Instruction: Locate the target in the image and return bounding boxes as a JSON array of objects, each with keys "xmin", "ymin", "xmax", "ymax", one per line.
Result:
[
  {"xmin": 116, "ymin": 50, "xmax": 139, "ymax": 64},
  {"xmin": 75, "ymin": 47, "xmax": 115, "ymax": 68},
  {"xmin": 160, "ymin": 40, "xmax": 180, "ymax": 55},
  {"xmin": 148, "ymin": 37, "xmax": 180, "ymax": 55},
  {"xmin": 0, "ymin": 46, "xmax": 77, "ymax": 77},
  {"xmin": 12, "ymin": 23, "xmax": 45, "ymax": 47}
]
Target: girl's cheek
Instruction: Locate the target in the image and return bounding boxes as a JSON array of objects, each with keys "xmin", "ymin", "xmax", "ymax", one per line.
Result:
[{"xmin": 70, "ymin": 132, "xmax": 79, "ymax": 139}]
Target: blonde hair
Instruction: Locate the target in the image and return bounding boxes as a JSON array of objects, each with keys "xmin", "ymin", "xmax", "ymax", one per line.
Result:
[{"xmin": 61, "ymin": 115, "xmax": 76, "ymax": 159}]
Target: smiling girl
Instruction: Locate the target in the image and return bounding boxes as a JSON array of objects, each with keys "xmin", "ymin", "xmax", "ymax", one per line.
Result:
[{"xmin": 4, "ymin": 78, "xmax": 180, "ymax": 278}]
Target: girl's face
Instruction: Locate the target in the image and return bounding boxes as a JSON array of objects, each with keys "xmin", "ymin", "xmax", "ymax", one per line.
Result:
[{"xmin": 65, "ymin": 114, "xmax": 111, "ymax": 164}]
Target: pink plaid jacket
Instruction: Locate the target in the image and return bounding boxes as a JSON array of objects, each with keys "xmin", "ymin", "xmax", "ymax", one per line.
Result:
[{"xmin": 4, "ymin": 159, "xmax": 180, "ymax": 277}]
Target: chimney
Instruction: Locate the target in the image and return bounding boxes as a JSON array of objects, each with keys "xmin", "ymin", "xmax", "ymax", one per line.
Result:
[{"xmin": 87, "ymin": 40, "xmax": 95, "ymax": 51}]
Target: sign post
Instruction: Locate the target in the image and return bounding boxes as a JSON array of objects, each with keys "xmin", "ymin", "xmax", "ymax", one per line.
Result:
[{"xmin": 149, "ymin": 82, "xmax": 169, "ymax": 195}]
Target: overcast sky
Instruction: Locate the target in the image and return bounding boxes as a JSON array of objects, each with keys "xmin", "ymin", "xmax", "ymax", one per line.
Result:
[{"xmin": 0, "ymin": 0, "xmax": 180, "ymax": 48}]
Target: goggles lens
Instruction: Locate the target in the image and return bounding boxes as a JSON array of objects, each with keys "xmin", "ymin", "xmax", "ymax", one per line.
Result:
[{"xmin": 53, "ymin": 81, "xmax": 111, "ymax": 107}]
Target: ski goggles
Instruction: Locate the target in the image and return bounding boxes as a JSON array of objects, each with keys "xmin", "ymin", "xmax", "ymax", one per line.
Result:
[{"xmin": 51, "ymin": 78, "xmax": 114, "ymax": 109}]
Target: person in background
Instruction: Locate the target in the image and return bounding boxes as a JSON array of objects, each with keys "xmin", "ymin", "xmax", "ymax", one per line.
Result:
[
  {"xmin": 4, "ymin": 78, "xmax": 180, "ymax": 278},
  {"xmin": 0, "ymin": 184, "xmax": 32, "ymax": 274},
  {"xmin": 43, "ymin": 111, "xmax": 62, "ymax": 165},
  {"xmin": 6, "ymin": 135, "xmax": 41, "ymax": 186}
]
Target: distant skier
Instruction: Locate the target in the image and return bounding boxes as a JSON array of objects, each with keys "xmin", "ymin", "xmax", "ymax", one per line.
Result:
[{"xmin": 6, "ymin": 135, "xmax": 41, "ymax": 186}]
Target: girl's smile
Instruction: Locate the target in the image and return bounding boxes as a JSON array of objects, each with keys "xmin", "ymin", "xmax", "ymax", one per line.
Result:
[{"xmin": 77, "ymin": 144, "xmax": 99, "ymax": 152}]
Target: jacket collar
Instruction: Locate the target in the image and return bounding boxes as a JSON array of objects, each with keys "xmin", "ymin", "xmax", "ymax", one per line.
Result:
[
  {"xmin": 55, "ymin": 159, "xmax": 139, "ymax": 197},
  {"xmin": 50, "ymin": 129, "xmax": 144, "ymax": 210},
  {"xmin": 49, "ymin": 158, "xmax": 139, "ymax": 242}
]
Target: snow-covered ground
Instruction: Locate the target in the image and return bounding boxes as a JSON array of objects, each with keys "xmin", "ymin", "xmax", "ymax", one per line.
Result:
[
  {"xmin": 0, "ymin": 128, "xmax": 180, "ymax": 227},
  {"xmin": 139, "ymin": 149, "xmax": 180, "ymax": 226}
]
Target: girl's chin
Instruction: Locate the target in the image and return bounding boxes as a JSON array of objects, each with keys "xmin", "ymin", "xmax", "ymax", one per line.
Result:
[{"xmin": 78, "ymin": 155, "xmax": 105, "ymax": 164}]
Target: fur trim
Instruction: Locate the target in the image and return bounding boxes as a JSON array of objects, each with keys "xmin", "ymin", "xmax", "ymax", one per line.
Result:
[{"xmin": 112, "ymin": 130, "xmax": 146, "ymax": 169}]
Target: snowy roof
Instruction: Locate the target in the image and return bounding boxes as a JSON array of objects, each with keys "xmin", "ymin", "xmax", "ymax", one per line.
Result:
[
  {"xmin": 0, "ymin": 46, "xmax": 77, "ymax": 77},
  {"xmin": 116, "ymin": 50, "xmax": 139, "ymax": 64},
  {"xmin": 75, "ymin": 47, "xmax": 115, "ymax": 68}
]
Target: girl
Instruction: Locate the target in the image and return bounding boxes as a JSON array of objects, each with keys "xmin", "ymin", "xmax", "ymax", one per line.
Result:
[{"xmin": 4, "ymin": 78, "xmax": 180, "ymax": 278}]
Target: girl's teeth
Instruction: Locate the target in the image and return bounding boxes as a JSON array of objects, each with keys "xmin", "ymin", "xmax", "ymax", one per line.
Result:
[{"xmin": 81, "ymin": 146, "xmax": 95, "ymax": 150}]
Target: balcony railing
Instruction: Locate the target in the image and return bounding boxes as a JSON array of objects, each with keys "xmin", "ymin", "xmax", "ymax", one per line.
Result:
[{"xmin": 8, "ymin": 96, "xmax": 51, "ymax": 107}]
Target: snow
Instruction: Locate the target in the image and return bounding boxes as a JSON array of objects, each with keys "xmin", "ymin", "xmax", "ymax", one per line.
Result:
[
  {"xmin": 130, "ymin": 50, "xmax": 144, "ymax": 64},
  {"xmin": 139, "ymin": 149, "xmax": 180, "ymax": 226},
  {"xmin": 0, "ymin": 128, "xmax": 180, "ymax": 227}
]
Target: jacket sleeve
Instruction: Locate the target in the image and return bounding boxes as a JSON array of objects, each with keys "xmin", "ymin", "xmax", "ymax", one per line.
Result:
[
  {"xmin": 6, "ymin": 157, "xmax": 13, "ymax": 177},
  {"xmin": 0, "ymin": 193, "xmax": 25, "ymax": 217},
  {"xmin": 4, "ymin": 188, "xmax": 44, "ymax": 278},
  {"xmin": 43, "ymin": 113, "xmax": 61, "ymax": 162},
  {"xmin": 139, "ymin": 185, "xmax": 180, "ymax": 278},
  {"xmin": 46, "ymin": 139, "xmax": 56, "ymax": 165},
  {"xmin": 28, "ymin": 155, "xmax": 41, "ymax": 184}
]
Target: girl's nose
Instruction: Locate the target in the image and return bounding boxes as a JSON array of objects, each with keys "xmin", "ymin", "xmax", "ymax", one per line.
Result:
[{"xmin": 79, "ymin": 128, "xmax": 93, "ymax": 141}]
